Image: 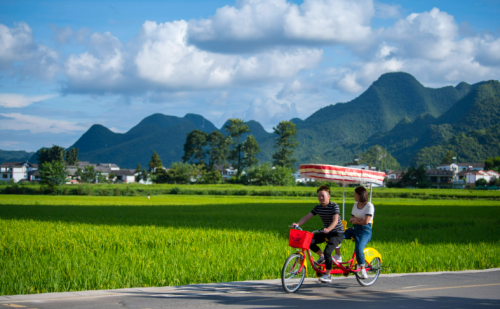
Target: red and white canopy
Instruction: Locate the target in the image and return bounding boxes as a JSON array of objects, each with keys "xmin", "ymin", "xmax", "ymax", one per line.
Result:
[{"xmin": 300, "ymin": 164, "xmax": 385, "ymax": 185}]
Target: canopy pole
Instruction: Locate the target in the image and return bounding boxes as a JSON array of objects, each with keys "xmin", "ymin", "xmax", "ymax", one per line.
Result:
[
  {"xmin": 342, "ymin": 181, "xmax": 345, "ymax": 221},
  {"xmin": 369, "ymin": 183, "xmax": 373, "ymax": 203}
]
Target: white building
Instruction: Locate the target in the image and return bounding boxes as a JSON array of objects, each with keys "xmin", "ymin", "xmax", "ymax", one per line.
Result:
[
  {"xmin": 437, "ymin": 163, "xmax": 484, "ymax": 173},
  {"xmin": 0, "ymin": 162, "xmax": 38, "ymax": 183}
]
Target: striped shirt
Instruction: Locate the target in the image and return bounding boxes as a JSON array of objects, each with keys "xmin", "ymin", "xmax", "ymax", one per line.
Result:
[{"xmin": 311, "ymin": 202, "xmax": 344, "ymax": 233}]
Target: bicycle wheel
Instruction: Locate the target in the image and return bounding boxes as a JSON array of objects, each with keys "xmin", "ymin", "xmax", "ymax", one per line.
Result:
[
  {"xmin": 355, "ymin": 257, "xmax": 381, "ymax": 287},
  {"xmin": 281, "ymin": 253, "xmax": 306, "ymax": 293}
]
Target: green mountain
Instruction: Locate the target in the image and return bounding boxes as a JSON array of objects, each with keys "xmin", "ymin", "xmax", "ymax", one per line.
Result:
[
  {"xmin": 358, "ymin": 80, "xmax": 500, "ymax": 166},
  {"xmin": 65, "ymin": 72, "xmax": 499, "ymax": 170},
  {"xmin": 357, "ymin": 145, "xmax": 401, "ymax": 171},
  {"xmin": 71, "ymin": 114, "xmax": 218, "ymax": 168},
  {"xmin": 413, "ymin": 124, "xmax": 500, "ymax": 167},
  {"xmin": 0, "ymin": 150, "xmax": 34, "ymax": 164},
  {"xmin": 292, "ymin": 72, "xmax": 466, "ymax": 165}
]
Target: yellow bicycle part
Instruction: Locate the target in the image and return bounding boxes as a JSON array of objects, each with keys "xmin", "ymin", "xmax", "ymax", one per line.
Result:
[{"xmin": 353, "ymin": 247, "xmax": 383, "ymax": 265}]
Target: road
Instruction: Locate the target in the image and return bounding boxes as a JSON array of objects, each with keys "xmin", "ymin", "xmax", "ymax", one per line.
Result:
[{"xmin": 1, "ymin": 269, "xmax": 499, "ymax": 309}]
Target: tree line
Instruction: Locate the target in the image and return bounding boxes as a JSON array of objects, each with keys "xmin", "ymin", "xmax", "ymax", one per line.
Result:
[{"xmin": 146, "ymin": 118, "xmax": 299, "ymax": 184}]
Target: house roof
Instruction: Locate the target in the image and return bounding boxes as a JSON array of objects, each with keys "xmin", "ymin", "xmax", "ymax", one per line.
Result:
[
  {"xmin": 114, "ymin": 169, "xmax": 135, "ymax": 176},
  {"xmin": 456, "ymin": 163, "xmax": 485, "ymax": 168},
  {"xmin": 0, "ymin": 161, "xmax": 26, "ymax": 167},
  {"xmin": 457, "ymin": 170, "xmax": 469, "ymax": 176},
  {"xmin": 426, "ymin": 169, "xmax": 454, "ymax": 176},
  {"xmin": 485, "ymin": 170, "xmax": 500, "ymax": 176},
  {"xmin": 98, "ymin": 163, "xmax": 119, "ymax": 168},
  {"xmin": 387, "ymin": 170, "xmax": 403, "ymax": 175}
]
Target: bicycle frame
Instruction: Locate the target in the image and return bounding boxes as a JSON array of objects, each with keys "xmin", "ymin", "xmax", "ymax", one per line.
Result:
[{"xmin": 295, "ymin": 248, "xmax": 373, "ymax": 275}]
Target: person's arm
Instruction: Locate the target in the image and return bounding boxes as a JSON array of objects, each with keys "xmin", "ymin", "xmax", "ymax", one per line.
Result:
[
  {"xmin": 323, "ymin": 214, "xmax": 339, "ymax": 233},
  {"xmin": 352, "ymin": 215, "xmax": 372, "ymax": 225},
  {"xmin": 293, "ymin": 212, "xmax": 314, "ymax": 227}
]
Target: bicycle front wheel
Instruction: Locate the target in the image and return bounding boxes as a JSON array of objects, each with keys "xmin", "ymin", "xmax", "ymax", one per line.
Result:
[
  {"xmin": 281, "ymin": 253, "xmax": 306, "ymax": 293},
  {"xmin": 356, "ymin": 257, "xmax": 381, "ymax": 286}
]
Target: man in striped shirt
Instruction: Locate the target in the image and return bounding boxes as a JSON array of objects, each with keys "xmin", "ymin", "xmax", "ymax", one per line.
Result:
[{"xmin": 292, "ymin": 185, "xmax": 344, "ymax": 283}]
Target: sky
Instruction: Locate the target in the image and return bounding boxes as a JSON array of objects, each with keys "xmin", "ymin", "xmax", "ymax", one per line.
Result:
[{"xmin": 1, "ymin": 0, "xmax": 499, "ymax": 152}]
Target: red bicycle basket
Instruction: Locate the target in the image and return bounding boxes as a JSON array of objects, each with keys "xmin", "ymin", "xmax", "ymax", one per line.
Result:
[{"xmin": 288, "ymin": 229, "xmax": 313, "ymax": 249}]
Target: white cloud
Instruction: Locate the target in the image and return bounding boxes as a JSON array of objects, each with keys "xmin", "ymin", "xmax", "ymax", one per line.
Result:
[
  {"xmin": 383, "ymin": 8, "xmax": 458, "ymax": 60},
  {"xmin": 0, "ymin": 22, "xmax": 59, "ymax": 79},
  {"xmin": 244, "ymin": 97, "xmax": 298, "ymax": 127},
  {"xmin": 188, "ymin": 0, "xmax": 375, "ymax": 52},
  {"xmin": 374, "ymin": 1, "xmax": 401, "ymax": 19},
  {"xmin": 64, "ymin": 20, "xmax": 322, "ymax": 93},
  {"xmin": 0, "ymin": 113, "xmax": 87, "ymax": 134},
  {"xmin": 0, "ymin": 93, "xmax": 57, "ymax": 108},
  {"xmin": 49, "ymin": 24, "xmax": 73, "ymax": 44},
  {"xmin": 329, "ymin": 7, "xmax": 500, "ymax": 93}
]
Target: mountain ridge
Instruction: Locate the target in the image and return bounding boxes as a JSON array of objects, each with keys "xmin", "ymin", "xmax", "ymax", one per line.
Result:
[{"xmin": 65, "ymin": 72, "xmax": 499, "ymax": 169}]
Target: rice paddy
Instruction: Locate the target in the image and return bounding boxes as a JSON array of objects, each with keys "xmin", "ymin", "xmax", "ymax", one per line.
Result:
[{"xmin": 1, "ymin": 194, "xmax": 499, "ymax": 296}]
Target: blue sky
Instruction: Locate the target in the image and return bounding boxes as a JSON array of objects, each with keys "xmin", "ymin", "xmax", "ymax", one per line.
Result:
[{"xmin": 1, "ymin": 0, "xmax": 499, "ymax": 152}]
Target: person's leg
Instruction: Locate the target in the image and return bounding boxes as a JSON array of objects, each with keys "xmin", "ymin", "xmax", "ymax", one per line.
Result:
[
  {"xmin": 355, "ymin": 227, "xmax": 372, "ymax": 269},
  {"xmin": 324, "ymin": 233, "xmax": 344, "ymax": 271},
  {"xmin": 309, "ymin": 233, "xmax": 326, "ymax": 258}
]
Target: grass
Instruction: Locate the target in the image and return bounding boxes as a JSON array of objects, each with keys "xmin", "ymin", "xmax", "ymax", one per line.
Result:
[
  {"xmin": 2, "ymin": 183, "xmax": 500, "ymax": 200},
  {"xmin": 0, "ymin": 195, "xmax": 499, "ymax": 296}
]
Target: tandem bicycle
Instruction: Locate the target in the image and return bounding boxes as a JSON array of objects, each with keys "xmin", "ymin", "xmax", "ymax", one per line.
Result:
[{"xmin": 281, "ymin": 224, "xmax": 382, "ymax": 293}]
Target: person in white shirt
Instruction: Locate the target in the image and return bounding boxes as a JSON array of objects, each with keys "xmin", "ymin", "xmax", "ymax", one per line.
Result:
[{"xmin": 344, "ymin": 186, "xmax": 374, "ymax": 279}]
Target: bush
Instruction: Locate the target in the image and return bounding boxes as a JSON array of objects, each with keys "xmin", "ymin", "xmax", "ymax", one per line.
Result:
[
  {"xmin": 475, "ymin": 178, "xmax": 488, "ymax": 187},
  {"xmin": 242, "ymin": 163, "xmax": 295, "ymax": 186}
]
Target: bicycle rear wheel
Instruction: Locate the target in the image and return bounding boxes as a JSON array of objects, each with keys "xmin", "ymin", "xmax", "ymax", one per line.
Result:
[
  {"xmin": 356, "ymin": 257, "xmax": 381, "ymax": 286},
  {"xmin": 281, "ymin": 253, "xmax": 306, "ymax": 293}
]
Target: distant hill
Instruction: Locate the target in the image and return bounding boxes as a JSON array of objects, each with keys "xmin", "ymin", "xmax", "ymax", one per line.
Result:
[
  {"xmin": 292, "ymin": 72, "xmax": 466, "ymax": 164},
  {"xmin": 72, "ymin": 114, "xmax": 218, "ymax": 168},
  {"xmin": 65, "ymin": 72, "xmax": 499, "ymax": 170},
  {"xmin": 0, "ymin": 150, "xmax": 34, "ymax": 164},
  {"xmin": 412, "ymin": 124, "xmax": 500, "ymax": 167},
  {"xmin": 359, "ymin": 80, "xmax": 500, "ymax": 166}
]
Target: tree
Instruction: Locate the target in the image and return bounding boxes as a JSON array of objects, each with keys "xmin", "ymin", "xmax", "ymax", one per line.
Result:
[
  {"xmin": 475, "ymin": 178, "xmax": 488, "ymax": 187},
  {"xmin": 440, "ymin": 150, "xmax": 454, "ymax": 164},
  {"xmin": 225, "ymin": 119, "xmax": 251, "ymax": 178},
  {"xmin": 64, "ymin": 148, "xmax": 79, "ymax": 165},
  {"xmin": 135, "ymin": 164, "xmax": 142, "ymax": 182},
  {"xmin": 401, "ymin": 165, "xmax": 430, "ymax": 188},
  {"xmin": 206, "ymin": 130, "xmax": 229, "ymax": 171},
  {"xmin": 272, "ymin": 120, "xmax": 299, "ymax": 169},
  {"xmin": 96, "ymin": 171, "xmax": 107, "ymax": 183},
  {"xmin": 149, "ymin": 151, "xmax": 163, "ymax": 172},
  {"xmin": 108, "ymin": 172, "xmax": 117, "ymax": 183},
  {"xmin": 485, "ymin": 156, "xmax": 500, "ymax": 172},
  {"xmin": 36, "ymin": 145, "xmax": 65, "ymax": 165},
  {"xmin": 488, "ymin": 176, "xmax": 500, "ymax": 187},
  {"xmin": 39, "ymin": 160, "xmax": 68, "ymax": 192},
  {"xmin": 182, "ymin": 130, "xmax": 208, "ymax": 166},
  {"xmin": 77, "ymin": 165, "xmax": 97, "ymax": 183},
  {"xmin": 242, "ymin": 163, "xmax": 294, "ymax": 186},
  {"xmin": 141, "ymin": 169, "xmax": 149, "ymax": 183},
  {"xmin": 201, "ymin": 170, "xmax": 222, "ymax": 184},
  {"xmin": 242, "ymin": 135, "xmax": 260, "ymax": 169}
]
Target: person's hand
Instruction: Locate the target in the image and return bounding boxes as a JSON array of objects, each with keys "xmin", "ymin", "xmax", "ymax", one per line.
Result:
[
  {"xmin": 292, "ymin": 223, "xmax": 299, "ymax": 228},
  {"xmin": 322, "ymin": 228, "xmax": 330, "ymax": 233}
]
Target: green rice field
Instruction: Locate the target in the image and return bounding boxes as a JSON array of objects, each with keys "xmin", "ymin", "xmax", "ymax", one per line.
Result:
[{"xmin": 1, "ymin": 194, "xmax": 499, "ymax": 296}]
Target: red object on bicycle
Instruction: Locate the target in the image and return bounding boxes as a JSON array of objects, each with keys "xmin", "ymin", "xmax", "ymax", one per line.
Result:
[{"xmin": 288, "ymin": 229, "xmax": 313, "ymax": 249}]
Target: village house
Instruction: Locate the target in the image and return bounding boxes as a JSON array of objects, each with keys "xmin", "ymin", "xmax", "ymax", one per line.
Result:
[
  {"xmin": 0, "ymin": 160, "xmax": 138, "ymax": 184},
  {"xmin": 0, "ymin": 162, "xmax": 38, "ymax": 183}
]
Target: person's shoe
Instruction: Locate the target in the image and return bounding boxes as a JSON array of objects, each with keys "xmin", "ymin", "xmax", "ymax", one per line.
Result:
[
  {"xmin": 319, "ymin": 274, "xmax": 332, "ymax": 283},
  {"xmin": 333, "ymin": 254, "xmax": 342, "ymax": 263},
  {"xmin": 359, "ymin": 269, "xmax": 368, "ymax": 279},
  {"xmin": 315, "ymin": 256, "xmax": 325, "ymax": 265}
]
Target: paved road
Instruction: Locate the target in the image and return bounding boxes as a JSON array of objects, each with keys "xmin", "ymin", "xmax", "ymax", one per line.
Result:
[{"xmin": 1, "ymin": 269, "xmax": 500, "ymax": 309}]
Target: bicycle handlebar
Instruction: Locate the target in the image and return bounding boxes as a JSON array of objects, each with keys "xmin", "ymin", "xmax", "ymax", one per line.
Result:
[{"xmin": 289, "ymin": 225, "xmax": 322, "ymax": 234}]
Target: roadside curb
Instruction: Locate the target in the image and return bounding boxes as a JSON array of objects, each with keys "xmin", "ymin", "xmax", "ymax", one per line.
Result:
[{"xmin": 1, "ymin": 268, "xmax": 499, "ymax": 303}]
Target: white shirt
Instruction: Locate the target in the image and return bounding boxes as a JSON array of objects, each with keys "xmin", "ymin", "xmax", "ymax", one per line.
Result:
[{"xmin": 351, "ymin": 202, "xmax": 375, "ymax": 223}]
